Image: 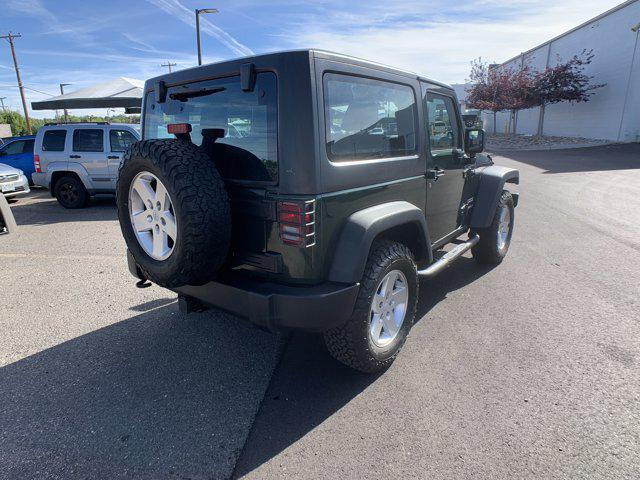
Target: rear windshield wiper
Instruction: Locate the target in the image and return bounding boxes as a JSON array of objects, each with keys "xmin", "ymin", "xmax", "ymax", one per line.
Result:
[{"xmin": 169, "ymin": 87, "xmax": 226, "ymax": 102}]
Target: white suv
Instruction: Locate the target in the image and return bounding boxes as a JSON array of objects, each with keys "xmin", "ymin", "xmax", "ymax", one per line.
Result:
[{"xmin": 32, "ymin": 123, "xmax": 140, "ymax": 208}]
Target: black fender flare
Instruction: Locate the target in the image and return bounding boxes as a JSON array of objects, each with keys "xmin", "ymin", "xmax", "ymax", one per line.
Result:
[
  {"xmin": 327, "ymin": 201, "xmax": 432, "ymax": 284},
  {"xmin": 470, "ymin": 166, "xmax": 519, "ymax": 229}
]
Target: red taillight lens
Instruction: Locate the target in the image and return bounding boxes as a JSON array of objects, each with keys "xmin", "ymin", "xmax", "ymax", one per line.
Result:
[
  {"xmin": 278, "ymin": 200, "xmax": 315, "ymax": 247},
  {"xmin": 34, "ymin": 154, "xmax": 41, "ymax": 173},
  {"xmin": 167, "ymin": 123, "xmax": 192, "ymax": 134}
]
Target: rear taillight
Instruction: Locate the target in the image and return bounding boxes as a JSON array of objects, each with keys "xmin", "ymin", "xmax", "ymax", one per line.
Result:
[
  {"xmin": 34, "ymin": 154, "xmax": 41, "ymax": 173},
  {"xmin": 278, "ymin": 200, "xmax": 315, "ymax": 247}
]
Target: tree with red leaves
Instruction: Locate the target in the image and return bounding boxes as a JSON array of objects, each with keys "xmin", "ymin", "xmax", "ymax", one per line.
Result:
[
  {"xmin": 467, "ymin": 51, "xmax": 604, "ymax": 136},
  {"xmin": 466, "ymin": 59, "xmax": 536, "ymax": 134},
  {"xmin": 466, "ymin": 59, "xmax": 510, "ymax": 133},
  {"xmin": 531, "ymin": 50, "xmax": 605, "ymax": 135}
]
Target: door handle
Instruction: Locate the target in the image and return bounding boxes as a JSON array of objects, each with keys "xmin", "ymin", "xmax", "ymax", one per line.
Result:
[
  {"xmin": 107, "ymin": 155, "xmax": 119, "ymax": 159},
  {"xmin": 427, "ymin": 168, "xmax": 446, "ymax": 181},
  {"xmin": 69, "ymin": 155, "xmax": 81, "ymax": 159}
]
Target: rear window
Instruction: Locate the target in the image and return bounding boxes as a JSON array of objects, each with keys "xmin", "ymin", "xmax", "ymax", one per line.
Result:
[
  {"xmin": 73, "ymin": 129, "xmax": 104, "ymax": 152},
  {"xmin": 42, "ymin": 130, "xmax": 66, "ymax": 151},
  {"xmin": 324, "ymin": 73, "xmax": 418, "ymax": 161},
  {"xmin": 143, "ymin": 72, "xmax": 277, "ymax": 183}
]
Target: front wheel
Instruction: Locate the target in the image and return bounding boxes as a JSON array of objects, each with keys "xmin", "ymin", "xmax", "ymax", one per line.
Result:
[
  {"xmin": 472, "ymin": 190, "xmax": 515, "ymax": 265},
  {"xmin": 324, "ymin": 240, "xmax": 418, "ymax": 373}
]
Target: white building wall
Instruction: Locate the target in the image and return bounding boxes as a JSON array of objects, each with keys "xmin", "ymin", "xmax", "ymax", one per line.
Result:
[{"xmin": 482, "ymin": 0, "xmax": 640, "ymax": 142}]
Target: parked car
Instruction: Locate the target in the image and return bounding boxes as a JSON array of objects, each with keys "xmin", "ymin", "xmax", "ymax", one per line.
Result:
[
  {"xmin": 0, "ymin": 162, "xmax": 30, "ymax": 199},
  {"xmin": 32, "ymin": 122, "xmax": 140, "ymax": 208},
  {"xmin": 0, "ymin": 135, "xmax": 36, "ymax": 183},
  {"xmin": 0, "ymin": 192, "xmax": 17, "ymax": 235},
  {"xmin": 119, "ymin": 49, "xmax": 519, "ymax": 373}
]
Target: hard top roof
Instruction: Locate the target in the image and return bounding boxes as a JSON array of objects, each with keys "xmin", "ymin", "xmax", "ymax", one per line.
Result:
[{"xmin": 145, "ymin": 49, "xmax": 453, "ymax": 91}]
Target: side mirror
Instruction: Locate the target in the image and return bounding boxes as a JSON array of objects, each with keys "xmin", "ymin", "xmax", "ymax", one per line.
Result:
[
  {"xmin": 464, "ymin": 128, "xmax": 485, "ymax": 156},
  {"xmin": 0, "ymin": 194, "xmax": 17, "ymax": 236}
]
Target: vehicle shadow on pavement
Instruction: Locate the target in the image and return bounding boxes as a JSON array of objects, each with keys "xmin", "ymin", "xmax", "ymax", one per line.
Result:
[
  {"xmin": 415, "ymin": 255, "xmax": 495, "ymax": 320},
  {"xmin": 233, "ymin": 255, "xmax": 494, "ymax": 478},
  {"xmin": 9, "ymin": 193, "xmax": 117, "ymax": 226},
  {"xmin": 492, "ymin": 143, "xmax": 640, "ymax": 174},
  {"xmin": 0, "ymin": 305, "xmax": 282, "ymax": 480}
]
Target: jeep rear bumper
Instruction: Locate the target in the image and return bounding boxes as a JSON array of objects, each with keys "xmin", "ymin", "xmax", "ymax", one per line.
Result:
[{"xmin": 127, "ymin": 250, "xmax": 359, "ymax": 332}]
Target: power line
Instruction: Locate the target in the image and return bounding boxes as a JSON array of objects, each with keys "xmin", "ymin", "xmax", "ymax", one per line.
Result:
[
  {"xmin": 0, "ymin": 32, "xmax": 31, "ymax": 134},
  {"xmin": 161, "ymin": 61, "xmax": 177, "ymax": 73}
]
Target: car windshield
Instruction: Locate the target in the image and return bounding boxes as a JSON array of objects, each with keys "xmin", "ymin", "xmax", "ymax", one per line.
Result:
[{"xmin": 143, "ymin": 72, "xmax": 278, "ymax": 183}]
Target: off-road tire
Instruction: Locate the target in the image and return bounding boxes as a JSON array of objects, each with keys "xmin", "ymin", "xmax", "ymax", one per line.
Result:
[
  {"xmin": 116, "ymin": 139, "xmax": 231, "ymax": 288},
  {"xmin": 324, "ymin": 240, "xmax": 418, "ymax": 373},
  {"xmin": 54, "ymin": 176, "xmax": 88, "ymax": 209},
  {"xmin": 472, "ymin": 190, "xmax": 515, "ymax": 265}
]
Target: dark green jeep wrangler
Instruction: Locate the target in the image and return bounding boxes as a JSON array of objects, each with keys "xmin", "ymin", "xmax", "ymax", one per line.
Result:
[{"xmin": 117, "ymin": 50, "xmax": 518, "ymax": 372}]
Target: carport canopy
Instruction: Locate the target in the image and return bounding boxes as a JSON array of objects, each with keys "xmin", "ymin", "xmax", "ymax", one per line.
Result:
[{"xmin": 31, "ymin": 77, "xmax": 143, "ymax": 112}]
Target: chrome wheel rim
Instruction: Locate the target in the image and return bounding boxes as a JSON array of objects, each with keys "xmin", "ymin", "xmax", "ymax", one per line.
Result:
[
  {"xmin": 497, "ymin": 206, "xmax": 511, "ymax": 251},
  {"xmin": 369, "ymin": 269, "xmax": 409, "ymax": 348},
  {"xmin": 129, "ymin": 171, "xmax": 177, "ymax": 261}
]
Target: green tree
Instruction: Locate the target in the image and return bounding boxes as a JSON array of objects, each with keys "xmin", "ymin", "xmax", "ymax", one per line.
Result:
[{"xmin": 0, "ymin": 110, "xmax": 28, "ymax": 136}]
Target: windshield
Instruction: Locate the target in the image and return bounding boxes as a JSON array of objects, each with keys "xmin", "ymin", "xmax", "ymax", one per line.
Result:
[{"xmin": 143, "ymin": 72, "xmax": 277, "ymax": 183}]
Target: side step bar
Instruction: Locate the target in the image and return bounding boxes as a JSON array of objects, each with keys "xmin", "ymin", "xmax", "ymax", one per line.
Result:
[{"xmin": 418, "ymin": 234, "xmax": 480, "ymax": 278}]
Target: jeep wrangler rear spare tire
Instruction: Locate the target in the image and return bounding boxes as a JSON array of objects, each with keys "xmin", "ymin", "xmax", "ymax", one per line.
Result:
[{"xmin": 116, "ymin": 139, "xmax": 231, "ymax": 288}]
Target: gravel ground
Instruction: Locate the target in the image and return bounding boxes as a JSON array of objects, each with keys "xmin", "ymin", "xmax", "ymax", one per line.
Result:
[
  {"xmin": 1, "ymin": 144, "xmax": 639, "ymax": 479},
  {"xmin": 486, "ymin": 133, "xmax": 612, "ymax": 151}
]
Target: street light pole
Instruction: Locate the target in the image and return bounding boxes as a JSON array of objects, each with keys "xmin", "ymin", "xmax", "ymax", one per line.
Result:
[
  {"xmin": 0, "ymin": 97, "xmax": 6, "ymax": 112},
  {"xmin": 60, "ymin": 83, "xmax": 71, "ymax": 123},
  {"xmin": 195, "ymin": 8, "xmax": 218, "ymax": 66}
]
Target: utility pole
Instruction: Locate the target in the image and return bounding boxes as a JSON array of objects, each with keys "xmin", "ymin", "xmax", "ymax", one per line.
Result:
[
  {"xmin": 161, "ymin": 61, "xmax": 177, "ymax": 73},
  {"xmin": 195, "ymin": 8, "xmax": 218, "ymax": 65},
  {"xmin": 1, "ymin": 32, "xmax": 31, "ymax": 134},
  {"xmin": 0, "ymin": 97, "xmax": 6, "ymax": 111},
  {"xmin": 59, "ymin": 83, "xmax": 71, "ymax": 123}
]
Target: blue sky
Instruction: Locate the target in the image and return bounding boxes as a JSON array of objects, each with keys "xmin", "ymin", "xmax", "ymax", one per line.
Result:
[{"xmin": 1, "ymin": 0, "xmax": 623, "ymax": 118}]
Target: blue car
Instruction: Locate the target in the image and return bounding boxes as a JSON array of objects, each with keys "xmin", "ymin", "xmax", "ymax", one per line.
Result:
[
  {"xmin": 0, "ymin": 135, "xmax": 36, "ymax": 183},
  {"xmin": 0, "ymin": 135, "xmax": 36, "ymax": 184}
]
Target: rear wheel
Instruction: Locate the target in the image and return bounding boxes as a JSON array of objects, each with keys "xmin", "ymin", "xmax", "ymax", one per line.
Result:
[
  {"xmin": 324, "ymin": 240, "xmax": 418, "ymax": 373},
  {"xmin": 472, "ymin": 190, "xmax": 515, "ymax": 265},
  {"xmin": 54, "ymin": 176, "xmax": 87, "ymax": 209}
]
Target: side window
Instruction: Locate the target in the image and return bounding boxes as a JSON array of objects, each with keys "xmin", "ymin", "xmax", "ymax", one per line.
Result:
[
  {"xmin": 426, "ymin": 93, "xmax": 460, "ymax": 152},
  {"xmin": 22, "ymin": 139, "xmax": 34, "ymax": 153},
  {"xmin": 73, "ymin": 129, "xmax": 104, "ymax": 152},
  {"xmin": 42, "ymin": 130, "xmax": 67, "ymax": 151},
  {"xmin": 109, "ymin": 130, "xmax": 137, "ymax": 152},
  {"xmin": 324, "ymin": 73, "xmax": 417, "ymax": 161},
  {"xmin": 1, "ymin": 141, "xmax": 25, "ymax": 156}
]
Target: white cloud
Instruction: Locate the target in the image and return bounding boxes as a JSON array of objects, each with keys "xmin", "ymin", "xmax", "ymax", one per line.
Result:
[
  {"xmin": 146, "ymin": 0, "xmax": 254, "ymax": 57},
  {"xmin": 276, "ymin": 0, "xmax": 624, "ymax": 84}
]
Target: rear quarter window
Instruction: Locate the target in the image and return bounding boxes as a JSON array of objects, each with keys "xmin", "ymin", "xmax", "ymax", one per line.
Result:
[
  {"xmin": 110, "ymin": 130, "xmax": 137, "ymax": 152},
  {"xmin": 324, "ymin": 73, "xmax": 418, "ymax": 162},
  {"xmin": 42, "ymin": 130, "xmax": 67, "ymax": 151}
]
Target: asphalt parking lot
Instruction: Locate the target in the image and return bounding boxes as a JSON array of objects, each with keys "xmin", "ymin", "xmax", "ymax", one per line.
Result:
[{"xmin": 1, "ymin": 144, "xmax": 639, "ymax": 479}]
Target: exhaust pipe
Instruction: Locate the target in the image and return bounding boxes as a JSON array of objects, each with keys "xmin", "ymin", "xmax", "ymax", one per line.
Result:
[{"xmin": 418, "ymin": 234, "xmax": 480, "ymax": 278}]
